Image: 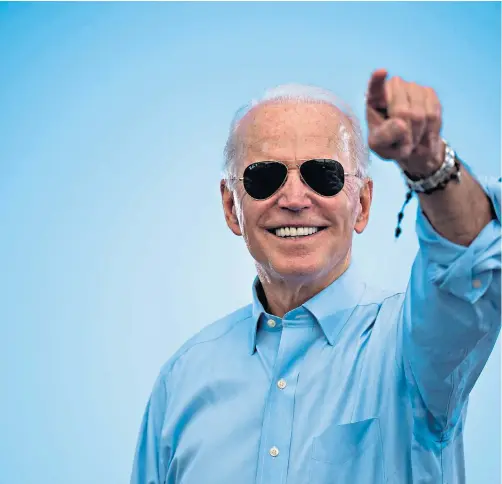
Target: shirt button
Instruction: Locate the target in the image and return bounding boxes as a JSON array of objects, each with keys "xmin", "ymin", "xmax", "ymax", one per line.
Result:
[
  {"xmin": 277, "ymin": 379, "xmax": 287, "ymax": 390},
  {"xmin": 267, "ymin": 319, "xmax": 276, "ymax": 328},
  {"xmin": 473, "ymin": 279, "xmax": 482, "ymax": 289},
  {"xmin": 269, "ymin": 446, "xmax": 279, "ymax": 457}
]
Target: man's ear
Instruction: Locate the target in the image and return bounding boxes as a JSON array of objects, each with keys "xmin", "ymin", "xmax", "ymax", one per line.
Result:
[
  {"xmin": 354, "ymin": 178, "xmax": 373, "ymax": 234},
  {"xmin": 220, "ymin": 179, "xmax": 242, "ymax": 236}
]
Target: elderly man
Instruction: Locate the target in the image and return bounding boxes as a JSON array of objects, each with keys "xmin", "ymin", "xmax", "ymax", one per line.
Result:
[{"xmin": 131, "ymin": 69, "xmax": 501, "ymax": 484}]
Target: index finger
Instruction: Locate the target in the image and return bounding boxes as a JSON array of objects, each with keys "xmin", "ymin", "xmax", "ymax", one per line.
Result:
[{"xmin": 366, "ymin": 69, "xmax": 388, "ymax": 109}]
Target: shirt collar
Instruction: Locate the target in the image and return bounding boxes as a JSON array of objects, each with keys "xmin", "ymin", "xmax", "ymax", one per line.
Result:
[{"xmin": 248, "ymin": 261, "xmax": 366, "ymax": 354}]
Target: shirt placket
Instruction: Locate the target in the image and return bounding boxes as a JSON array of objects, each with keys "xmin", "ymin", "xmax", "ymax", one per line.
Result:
[{"xmin": 256, "ymin": 319, "xmax": 316, "ymax": 484}]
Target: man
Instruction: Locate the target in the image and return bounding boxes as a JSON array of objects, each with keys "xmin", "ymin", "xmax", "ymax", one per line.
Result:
[{"xmin": 130, "ymin": 69, "xmax": 501, "ymax": 483}]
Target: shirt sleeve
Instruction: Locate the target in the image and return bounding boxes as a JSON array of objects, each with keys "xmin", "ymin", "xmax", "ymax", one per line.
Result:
[
  {"xmin": 401, "ymin": 170, "xmax": 501, "ymax": 438},
  {"xmin": 130, "ymin": 371, "xmax": 169, "ymax": 484}
]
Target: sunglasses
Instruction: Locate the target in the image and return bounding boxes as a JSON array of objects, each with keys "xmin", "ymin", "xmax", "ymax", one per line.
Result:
[{"xmin": 234, "ymin": 159, "xmax": 357, "ymax": 200}]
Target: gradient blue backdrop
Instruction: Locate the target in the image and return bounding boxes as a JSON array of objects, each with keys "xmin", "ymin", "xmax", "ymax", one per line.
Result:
[{"xmin": 0, "ymin": 2, "xmax": 500, "ymax": 483}]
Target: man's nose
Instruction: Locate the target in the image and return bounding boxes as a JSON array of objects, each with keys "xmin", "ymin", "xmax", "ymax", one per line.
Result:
[{"xmin": 276, "ymin": 168, "xmax": 312, "ymax": 212}]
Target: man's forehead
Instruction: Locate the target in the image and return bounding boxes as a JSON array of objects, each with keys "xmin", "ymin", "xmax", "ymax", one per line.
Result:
[
  {"xmin": 240, "ymin": 101, "xmax": 344, "ymax": 136},
  {"xmin": 235, "ymin": 101, "xmax": 354, "ymax": 160},
  {"xmin": 245, "ymin": 135, "xmax": 346, "ymax": 158}
]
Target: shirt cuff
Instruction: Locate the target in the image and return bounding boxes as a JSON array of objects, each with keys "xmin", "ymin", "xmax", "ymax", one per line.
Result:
[{"xmin": 415, "ymin": 164, "xmax": 501, "ymax": 304}]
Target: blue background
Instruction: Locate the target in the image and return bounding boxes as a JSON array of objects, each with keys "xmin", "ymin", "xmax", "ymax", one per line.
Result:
[{"xmin": 0, "ymin": 2, "xmax": 500, "ymax": 483}]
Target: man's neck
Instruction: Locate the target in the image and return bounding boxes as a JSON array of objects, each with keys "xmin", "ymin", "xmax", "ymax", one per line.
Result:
[{"xmin": 257, "ymin": 255, "xmax": 351, "ymax": 318}]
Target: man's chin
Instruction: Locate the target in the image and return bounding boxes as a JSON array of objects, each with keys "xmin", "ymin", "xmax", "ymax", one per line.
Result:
[{"xmin": 268, "ymin": 258, "xmax": 325, "ymax": 280}]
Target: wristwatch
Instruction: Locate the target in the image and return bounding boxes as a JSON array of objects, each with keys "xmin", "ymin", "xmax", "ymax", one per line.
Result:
[{"xmin": 402, "ymin": 140, "xmax": 461, "ymax": 194}]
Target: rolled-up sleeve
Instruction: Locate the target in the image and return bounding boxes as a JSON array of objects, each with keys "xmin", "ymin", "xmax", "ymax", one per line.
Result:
[
  {"xmin": 402, "ymin": 174, "xmax": 501, "ymax": 437},
  {"xmin": 130, "ymin": 372, "xmax": 169, "ymax": 484}
]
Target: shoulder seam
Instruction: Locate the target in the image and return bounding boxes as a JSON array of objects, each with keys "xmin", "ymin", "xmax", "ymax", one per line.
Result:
[{"xmin": 161, "ymin": 311, "xmax": 254, "ymax": 381}]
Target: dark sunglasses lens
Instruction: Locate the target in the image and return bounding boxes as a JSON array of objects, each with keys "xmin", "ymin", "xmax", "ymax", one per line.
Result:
[
  {"xmin": 243, "ymin": 162, "xmax": 288, "ymax": 199},
  {"xmin": 300, "ymin": 159, "xmax": 345, "ymax": 196}
]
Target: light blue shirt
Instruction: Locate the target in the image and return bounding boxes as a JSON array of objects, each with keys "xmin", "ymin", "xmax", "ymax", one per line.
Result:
[{"xmin": 131, "ymin": 178, "xmax": 501, "ymax": 484}]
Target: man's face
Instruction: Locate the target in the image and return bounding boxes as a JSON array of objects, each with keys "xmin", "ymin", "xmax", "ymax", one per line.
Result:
[{"xmin": 221, "ymin": 101, "xmax": 373, "ymax": 285}]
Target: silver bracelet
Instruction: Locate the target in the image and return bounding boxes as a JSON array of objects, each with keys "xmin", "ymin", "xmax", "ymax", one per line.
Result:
[
  {"xmin": 402, "ymin": 140, "xmax": 461, "ymax": 193},
  {"xmin": 395, "ymin": 139, "xmax": 462, "ymax": 239}
]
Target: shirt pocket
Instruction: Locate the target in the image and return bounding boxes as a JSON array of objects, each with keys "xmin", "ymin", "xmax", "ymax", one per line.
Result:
[{"xmin": 309, "ymin": 417, "xmax": 386, "ymax": 484}]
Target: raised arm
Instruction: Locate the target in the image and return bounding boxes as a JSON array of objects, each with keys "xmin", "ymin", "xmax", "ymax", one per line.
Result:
[
  {"xmin": 404, "ymin": 174, "xmax": 500, "ymax": 433},
  {"xmin": 365, "ymin": 69, "xmax": 501, "ymax": 433}
]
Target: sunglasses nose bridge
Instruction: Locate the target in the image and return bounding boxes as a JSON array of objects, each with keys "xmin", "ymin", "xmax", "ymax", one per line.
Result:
[{"xmin": 276, "ymin": 165, "xmax": 312, "ymax": 208}]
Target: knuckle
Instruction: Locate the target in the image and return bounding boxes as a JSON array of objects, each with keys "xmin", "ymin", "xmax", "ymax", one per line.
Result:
[
  {"xmin": 387, "ymin": 118, "xmax": 407, "ymax": 135},
  {"xmin": 426, "ymin": 111, "xmax": 441, "ymax": 124},
  {"xmin": 425, "ymin": 86, "xmax": 437, "ymax": 96},
  {"xmin": 388, "ymin": 76, "xmax": 401, "ymax": 86},
  {"xmin": 393, "ymin": 107, "xmax": 410, "ymax": 119},
  {"xmin": 392, "ymin": 117, "xmax": 408, "ymax": 130},
  {"xmin": 409, "ymin": 109, "xmax": 425, "ymax": 123}
]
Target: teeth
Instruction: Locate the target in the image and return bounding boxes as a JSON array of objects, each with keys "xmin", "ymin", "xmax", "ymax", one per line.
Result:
[{"xmin": 273, "ymin": 227, "xmax": 320, "ymax": 238}]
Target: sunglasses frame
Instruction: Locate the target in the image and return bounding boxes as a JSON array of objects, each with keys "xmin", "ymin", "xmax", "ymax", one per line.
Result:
[{"xmin": 233, "ymin": 159, "xmax": 359, "ymax": 201}]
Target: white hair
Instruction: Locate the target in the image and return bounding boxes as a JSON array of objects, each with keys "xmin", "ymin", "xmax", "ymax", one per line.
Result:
[{"xmin": 223, "ymin": 83, "xmax": 370, "ymax": 190}]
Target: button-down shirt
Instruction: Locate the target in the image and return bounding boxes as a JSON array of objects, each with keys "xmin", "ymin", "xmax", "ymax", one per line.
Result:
[{"xmin": 131, "ymin": 177, "xmax": 501, "ymax": 484}]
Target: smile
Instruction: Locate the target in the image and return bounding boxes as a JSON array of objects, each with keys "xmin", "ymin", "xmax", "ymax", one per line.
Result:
[{"xmin": 266, "ymin": 226, "xmax": 327, "ymax": 239}]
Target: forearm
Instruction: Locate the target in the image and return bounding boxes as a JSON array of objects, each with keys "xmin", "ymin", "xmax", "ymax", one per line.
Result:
[
  {"xmin": 417, "ymin": 163, "xmax": 494, "ymax": 247},
  {"xmin": 401, "ymin": 175, "xmax": 501, "ymax": 431}
]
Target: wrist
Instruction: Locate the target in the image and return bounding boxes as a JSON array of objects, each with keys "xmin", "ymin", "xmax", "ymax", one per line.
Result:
[
  {"xmin": 401, "ymin": 140, "xmax": 460, "ymax": 195},
  {"xmin": 399, "ymin": 140, "xmax": 446, "ymax": 179},
  {"xmin": 394, "ymin": 139, "xmax": 461, "ymax": 239}
]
